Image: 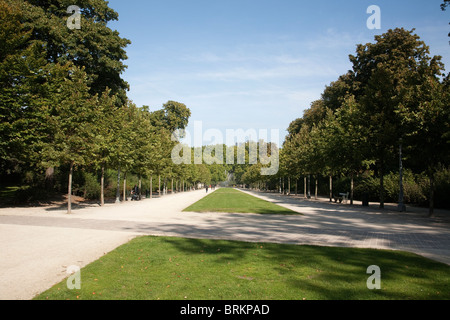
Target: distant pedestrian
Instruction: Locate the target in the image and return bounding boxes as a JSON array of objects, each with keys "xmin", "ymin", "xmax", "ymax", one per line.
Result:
[
  {"xmin": 206, "ymin": 185, "xmax": 209, "ymax": 193},
  {"xmin": 132, "ymin": 185, "xmax": 139, "ymax": 201}
]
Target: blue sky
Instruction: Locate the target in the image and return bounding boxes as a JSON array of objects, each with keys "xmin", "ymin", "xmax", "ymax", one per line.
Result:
[{"xmin": 107, "ymin": 0, "xmax": 449, "ymax": 146}]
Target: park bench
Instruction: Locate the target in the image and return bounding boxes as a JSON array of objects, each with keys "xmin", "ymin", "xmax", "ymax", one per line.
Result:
[{"xmin": 333, "ymin": 192, "xmax": 349, "ymax": 204}]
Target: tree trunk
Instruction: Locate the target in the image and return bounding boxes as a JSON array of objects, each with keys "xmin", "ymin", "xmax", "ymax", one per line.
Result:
[
  {"xmin": 314, "ymin": 175, "xmax": 318, "ymax": 200},
  {"xmin": 379, "ymin": 166, "xmax": 385, "ymax": 209},
  {"xmin": 329, "ymin": 175, "xmax": 333, "ymax": 202},
  {"xmin": 429, "ymin": 173, "xmax": 435, "ymax": 218},
  {"xmin": 350, "ymin": 172, "xmax": 354, "ymax": 205},
  {"xmin": 304, "ymin": 176, "xmax": 307, "ymax": 198},
  {"xmin": 115, "ymin": 166, "xmax": 121, "ymax": 203},
  {"xmin": 308, "ymin": 175, "xmax": 311, "ymax": 199},
  {"xmin": 67, "ymin": 162, "xmax": 74, "ymax": 214},
  {"xmin": 150, "ymin": 175, "xmax": 153, "ymax": 199},
  {"xmin": 45, "ymin": 167, "xmax": 55, "ymax": 190},
  {"xmin": 100, "ymin": 165, "xmax": 105, "ymax": 206},
  {"xmin": 123, "ymin": 172, "xmax": 127, "ymax": 202},
  {"xmin": 279, "ymin": 178, "xmax": 281, "ymax": 194},
  {"xmin": 158, "ymin": 175, "xmax": 161, "ymax": 196},
  {"xmin": 138, "ymin": 174, "xmax": 142, "ymax": 200},
  {"xmin": 288, "ymin": 176, "xmax": 291, "ymax": 195}
]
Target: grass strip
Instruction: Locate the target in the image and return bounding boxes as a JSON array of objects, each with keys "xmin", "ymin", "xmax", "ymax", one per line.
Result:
[
  {"xmin": 35, "ymin": 236, "xmax": 450, "ymax": 300},
  {"xmin": 183, "ymin": 188, "xmax": 300, "ymax": 215}
]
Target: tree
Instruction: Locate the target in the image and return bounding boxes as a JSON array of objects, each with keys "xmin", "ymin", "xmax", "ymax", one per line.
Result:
[
  {"xmin": 90, "ymin": 89, "xmax": 120, "ymax": 206},
  {"xmin": 40, "ymin": 64, "xmax": 98, "ymax": 213},
  {"xmin": 130, "ymin": 106, "xmax": 161, "ymax": 199},
  {"xmin": 147, "ymin": 101, "xmax": 191, "ymax": 195},
  {"xmin": 208, "ymin": 163, "xmax": 228, "ymax": 185},
  {"xmin": 322, "ymin": 73, "xmax": 352, "ymax": 112},
  {"xmin": 1, "ymin": 0, "xmax": 131, "ymax": 202},
  {"xmin": 348, "ymin": 28, "xmax": 444, "ymax": 208},
  {"xmin": 242, "ymin": 163, "xmax": 263, "ymax": 188},
  {"xmin": 318, "ymin": 95, "xmax": 373, "ymax": 203},
  {"xmin": 286, "ymin": 118, "xmax": 304, "ymax": 142},
  {"xmin": 0, "ymin": 0, "xmax": 49, "ymax": 174},
  {"xmin": 399, "ymin": 74, "xmax": 450, "ymax": 217},
  {"xmin": 195, "ymin": 164, "xmax": 212, "ymax": 186},
  {"xmin": 22, "ymin": 0, "xmax": 131, "ymax": 103},
  {"xmin": 286, "ymin": 100, "xmax": 327, "ymax": 140},
  {"xmin": 281, "ymin": 140, "xmax": 300, "ymax": 194},
  {"xmin": 282, "ymin": 125, "xmax": 313, "ymax": 197}
]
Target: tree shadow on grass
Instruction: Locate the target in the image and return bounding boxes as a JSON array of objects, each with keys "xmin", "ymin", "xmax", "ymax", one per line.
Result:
[
  {"xmin": 153, "ymin": 236, "xmax": 450, "ymax": 300},
  {"xmin": 35, "ymin": 235, "xmax": 450, "ymax": 300}
]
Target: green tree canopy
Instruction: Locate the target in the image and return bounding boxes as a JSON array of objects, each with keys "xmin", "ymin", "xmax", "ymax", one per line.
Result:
[
  {"xmin": 348, "ymin": 28, "xmax": 445, "ymax": 208},
  {"xmin": 20, "ymin": 0, "xmax": 131, "ymax": 103}
]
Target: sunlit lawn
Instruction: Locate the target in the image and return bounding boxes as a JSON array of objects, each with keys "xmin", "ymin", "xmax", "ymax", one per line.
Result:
[
  {"xmin": 35, "ymin": 236, "xmax": 450, "ymax": 300},
  {"xmin": 183, "ymin": 188, "xmax": 300, "ymax": 215}
]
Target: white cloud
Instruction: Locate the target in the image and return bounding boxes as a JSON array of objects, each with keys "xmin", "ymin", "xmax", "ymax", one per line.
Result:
[
  {"xmin": 193, "ymin": 62, "xmax": 337, "ymax": 82},
  {"xmin": 124, "ymin": 29, "xmax": 359, "ymax": 140}
]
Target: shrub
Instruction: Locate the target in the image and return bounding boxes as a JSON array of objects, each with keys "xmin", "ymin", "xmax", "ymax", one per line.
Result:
[
  {"xmin": 353, "ymin": 175, "xmax": 380, "ymax": 202},
  {"xmin": 352, "ymin": 168, "xmax": 449, "ymax": 208},
  {"xmin": 383, "ymin": 170, "xmax": 427, "ymax": 205},
  {"xmin": 82, "ymin": 172, "xmax": 101, "ymax": 200},
  {"xmin": 432, "ymin": 167, "xmax": 450, "ymax": 209}
]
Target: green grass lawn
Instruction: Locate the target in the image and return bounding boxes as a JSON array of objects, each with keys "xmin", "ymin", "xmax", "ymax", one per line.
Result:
[
  {"xmin": 183, "ymin": 188, "xmax": 300, "ymax": 215},
  {"xmin": 35, "ymin": 236, "xmax": 450, "ymax": 300}
]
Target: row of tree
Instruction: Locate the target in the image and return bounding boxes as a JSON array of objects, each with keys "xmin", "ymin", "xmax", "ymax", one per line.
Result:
[
  {"xmin": 1, "ymin": 2, "xmax": 449, "ymax": 217},
  {"xmin": 238, "ymin": 28, "xmax": 449, "ymax": 217},
  {"xmin": 0, "ymin": 0, "xmax": 220, "ymax": 212}
]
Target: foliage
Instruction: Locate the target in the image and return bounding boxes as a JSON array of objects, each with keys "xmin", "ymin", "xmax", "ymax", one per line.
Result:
[
  {"xmin": 21, "ymin": 0, "xmax": 131, "ymax": 103},
  {"xmin": 0, "ymin": 0, "xmax": 49, "ymax": 171},
  {"xmin": 0, "ymin": 0, "xmax": 207, "ymax": 210},
  {"xmin": 354, "ymin": 170, "xmax": 428, "ymax": 205},
  {"xmin": 277, "ymin": 28, "xmax": 449, "ymax": 213},
  {"xmin": 1, "ymin": 2, "xmax": 449, "ymax": 215}
]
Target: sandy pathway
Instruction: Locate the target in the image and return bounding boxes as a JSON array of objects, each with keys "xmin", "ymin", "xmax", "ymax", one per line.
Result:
[{"xmin": 0, "ymin": 188, "xmax": 449, "ymax": 300}]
